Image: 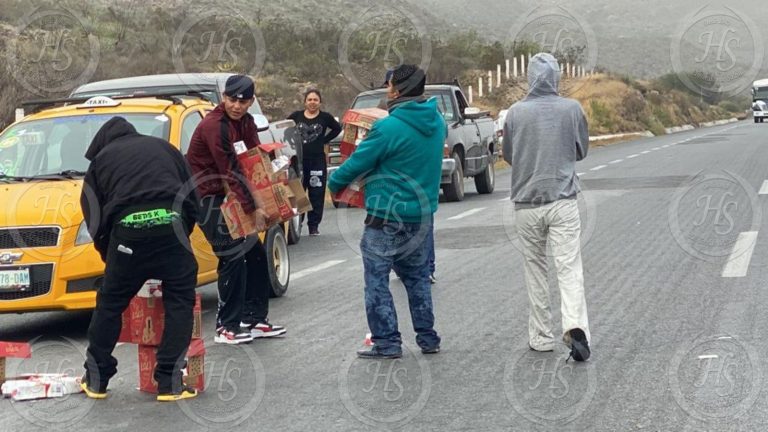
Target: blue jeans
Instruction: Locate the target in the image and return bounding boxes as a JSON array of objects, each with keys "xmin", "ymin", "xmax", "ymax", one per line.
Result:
[
  {"xmin": 360, "ymin": 218, "xmax": 440, "ymax": 353},
  {"xmin": 426, "ymin": 215, "xmax": 435, "ymax": 274}
]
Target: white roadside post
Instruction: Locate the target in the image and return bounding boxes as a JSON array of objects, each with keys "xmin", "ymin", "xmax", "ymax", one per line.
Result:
[
  {"xmin": 505, "ymin": 59, "xmax": 510, "ymax": 79},
  {"xmin": 520, "ymin": 54, "xmax": 526, "ymax": 76},
  {"xmin": 488, "ymin": 71, "xmax": 492, "ymax": 94},
  {"xmin": 513, "ymin": 57, "xmax": 518, "ymax": 78},
  {"xmin": 468, "ymin": 85, "xmax": 473, "ymax": 104},
  {"xmin": 15, "ymin": 109, "xmax": 24, "ymax": 122},
  {"xmin": 478, "ymin": 77, "xmax": 483, "ymax": 98},
  {"xmin": 497, "ymin": 64, "xmax": 501, "ymax": 87}
]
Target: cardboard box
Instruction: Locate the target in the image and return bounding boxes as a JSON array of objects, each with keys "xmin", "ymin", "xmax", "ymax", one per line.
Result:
[
  {"xmin": 129, "ymin": 294, "xmax": 202, "ymax": 346},
  {"xmin": 138, "ymin": 340, "xmax": 206, "ymax": 394},
  {"xmin": 118, "ymin": 309, "xmax": 132, "ymax": 343},
  {"xmin": 1, "ymin": 375, "xmax": 82, "ymax": 401},
  {"xmin": 333, "ymin": 108, "xmax": 388, "ymax": 208},
  {"xmin": 0, "ymin": 342, "xmax": 32, "ymax": 384},
  {"xmin": 221, "ymin": 143, "xmax": 311, "ymax": 239}
]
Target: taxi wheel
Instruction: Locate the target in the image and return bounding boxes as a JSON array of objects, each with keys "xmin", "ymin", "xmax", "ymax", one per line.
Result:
[{"xmin": 267, "ymin": 226, "xmax": 290, "ymax": 298}]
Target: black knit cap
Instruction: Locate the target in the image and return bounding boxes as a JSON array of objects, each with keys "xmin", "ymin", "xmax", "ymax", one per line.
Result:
[
  {"xmin": 384, "ymin": 64, "xmax": 426, "ymax": 97},
  {"xmin": 224, "ymin": 74, "xmax": 255, "ymax": 100}
]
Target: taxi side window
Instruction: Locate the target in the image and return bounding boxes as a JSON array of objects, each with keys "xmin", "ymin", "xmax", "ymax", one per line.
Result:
[{"xmin": 180, "ymin": 112, "xmax": 203, "ymax": 155}]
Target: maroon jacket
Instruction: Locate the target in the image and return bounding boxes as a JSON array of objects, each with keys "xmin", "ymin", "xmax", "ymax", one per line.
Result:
[{"xmin": 186, "ymin": 104, "xmax": 260, "ymax": 213}]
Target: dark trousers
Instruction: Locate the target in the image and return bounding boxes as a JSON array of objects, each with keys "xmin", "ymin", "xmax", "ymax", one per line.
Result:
[
  {"xmin": 198, "ymin": 195, "xmax": 271, "ymax": 330},
  {"xmin": 302, "ymin": 158, "xmax": 327, "ymax": 229},
  {"xmin": 84, "ymin": 225, "xmax": 197, "ymax": 393},
  {"xmin": 359, "ymin": 217, "xmax": 440, "ymax": 352}
]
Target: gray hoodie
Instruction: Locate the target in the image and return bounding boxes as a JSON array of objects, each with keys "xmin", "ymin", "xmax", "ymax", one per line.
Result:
[{"xmin": 502, "ymin": 53, "xmax": 589, "ymax": 207}]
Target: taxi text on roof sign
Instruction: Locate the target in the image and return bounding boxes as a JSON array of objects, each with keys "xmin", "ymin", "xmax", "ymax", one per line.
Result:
[{"xmin": 78, "ymin": 96, "xmax": 122, "ymax": 109}]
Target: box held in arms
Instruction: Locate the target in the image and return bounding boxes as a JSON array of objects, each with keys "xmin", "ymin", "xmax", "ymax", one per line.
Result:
[
  {"xmin": 332, "ymin": 108, "xmax": 388, "ymax": 208},
  {"xmin": 221, "ymin": 142, "xmax": 312, "ymax": 239}
]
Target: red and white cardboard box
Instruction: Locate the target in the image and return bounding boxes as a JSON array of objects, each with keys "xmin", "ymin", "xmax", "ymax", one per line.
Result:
[
  {"xmin": 1, "ymin": 374, "xmax": 82, "ymax": 401},
  {"xmin": 0, "ymin": 342, "xmax": 32, "ymax": 384},
  {"xmin": 138, "ymin": 339, "xmax": 206, "ymax": 394}
]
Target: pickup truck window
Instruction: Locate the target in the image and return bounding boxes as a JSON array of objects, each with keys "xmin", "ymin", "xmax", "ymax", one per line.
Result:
[{"xmin": 352, "ymin": 91, "xmax": 456, "ymax": 122}]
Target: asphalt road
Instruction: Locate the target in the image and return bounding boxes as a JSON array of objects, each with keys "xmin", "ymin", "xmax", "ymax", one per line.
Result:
[{"xmin": 2, "ymin": 120, "xmax": 767, "ymax": 432}]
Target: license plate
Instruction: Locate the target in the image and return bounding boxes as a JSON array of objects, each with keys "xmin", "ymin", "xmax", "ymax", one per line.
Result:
[{"xmin": 0, "ymin": 269, "xmax": 30, "ymax": 291}]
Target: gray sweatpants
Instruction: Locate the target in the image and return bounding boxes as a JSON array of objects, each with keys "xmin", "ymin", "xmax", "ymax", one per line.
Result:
[{"xmin": 514, "ymin": 198, "xmax": 590, "ymax": 350}]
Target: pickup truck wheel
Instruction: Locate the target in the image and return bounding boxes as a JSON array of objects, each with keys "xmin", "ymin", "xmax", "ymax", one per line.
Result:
[
  {"xmin": 474, "ymin": 155, "xmax": 495, "ymax": 194},
  {"xmin": 267, "ymin": 226, "xmax": 290, "ymax": 298},
  {"xmin": 443, "ymin": 152, "xmax": 465, "ymax": 202}
]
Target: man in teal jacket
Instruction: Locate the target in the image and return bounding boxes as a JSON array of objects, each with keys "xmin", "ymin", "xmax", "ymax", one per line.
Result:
[{"xmin": 329, "ymin": 65, "xmax": 445, "ymax": 359}]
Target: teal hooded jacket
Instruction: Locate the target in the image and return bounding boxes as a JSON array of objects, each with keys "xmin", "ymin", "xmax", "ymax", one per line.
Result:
[{"xmin": 328, "ymin": 97, "xmax": 446, "ymax": 223}]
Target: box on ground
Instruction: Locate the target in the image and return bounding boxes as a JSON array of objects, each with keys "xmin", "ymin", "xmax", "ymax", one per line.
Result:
[
  {"xmin": 138, "ymin": 339, "xmax": 205, "ymax": 394},
  {"xmin": 0, "ymin": 342, "xmax": 32, "ymax": 384},
  {"xmin": 1, "ymin": 374, "xmax": 81, "ymax": 401},
  {"xmin": 332, "ymin": 108, "xmax": 388, "ymax": 208}
]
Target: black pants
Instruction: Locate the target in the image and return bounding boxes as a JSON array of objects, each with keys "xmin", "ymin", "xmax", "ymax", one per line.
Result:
[
  {"xmin": 198, "ymin": 195, "xmax": 271, "ymax": 330},
  {"xmin": 84, "ymin": 225, "xmax": 197, "ymax": 394},
  {"xmin": 302, "ymin": 158, "xmax": 327, "ymax": 230}
]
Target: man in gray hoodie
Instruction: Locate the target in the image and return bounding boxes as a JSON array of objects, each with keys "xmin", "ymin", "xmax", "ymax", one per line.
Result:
[{"xmin": 502, "ymin": 52, "xmax": 591, "ymax": 361}]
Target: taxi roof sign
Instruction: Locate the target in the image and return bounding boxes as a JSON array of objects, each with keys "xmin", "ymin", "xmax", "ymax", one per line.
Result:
[{"xmin": 77, "ymin": 96, "xmax": 121, "ymax": 108}]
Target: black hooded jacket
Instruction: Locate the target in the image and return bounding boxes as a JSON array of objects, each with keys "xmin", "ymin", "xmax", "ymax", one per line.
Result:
[{"xmin": 81, "ymin": 117, "xmax": 199, "ymax": 260}]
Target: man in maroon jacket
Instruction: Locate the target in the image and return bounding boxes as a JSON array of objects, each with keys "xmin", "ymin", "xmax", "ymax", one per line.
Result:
[{"xmin": 187, "ymin": 75, "xmax": 286, "ymax": 344}]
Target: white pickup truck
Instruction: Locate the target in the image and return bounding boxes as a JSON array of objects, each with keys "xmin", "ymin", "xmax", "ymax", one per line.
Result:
[{"xmin": 330, "ymin": 82, "xmax": 498, "ymax": 202}]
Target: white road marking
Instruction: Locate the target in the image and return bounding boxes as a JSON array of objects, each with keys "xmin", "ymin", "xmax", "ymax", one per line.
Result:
[
  {"xmin": 293, "ymin": 259, "xmax": 347, "ymax": 280},
  {"xmin": 577, "ymin": 172, "xmax": 585, "ymax": 176},
  {"xmin": 717, "ymin": 336, "xmax": 733, "ymax": 340},
  {"xmin": 447, "ymin": 208, "xmax": 487, "ymax": 221},
  {"xmin": 759, "ymin": 180, "xmax": 768, "ymax": 195},
  {"xmin": 609, "ymin": 159, "xmax": 623, "ymax": 164},
  {"xmin": 627, "ymin": 154, "xmax": 639, "ymax": 159},
  {"xmin": 652, "ymin": 147, "xmax": 661, "ymax": 150},
  {"xmin": 722, "ymin": 232, "xmax": 759, "ymax": 278},
  {"xmin": 590, "ymin": 165, "xmax": 607, "ymax": 171},
  {"xmin": 498, "ymin": 197, "xmax": 510, "ymax": 202},
  {"xmin": 662, "ymin": 145, "xmax": 670, "ymax": 148},
  {"xmin": 641, "ymin": 150, "xmax": 651, "ymax": 154}
]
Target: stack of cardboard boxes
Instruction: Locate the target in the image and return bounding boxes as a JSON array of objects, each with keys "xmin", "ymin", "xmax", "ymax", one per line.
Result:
[
  {"xmin": 332, "ymin": 108, "xmax": 389, "ymax": 208},
  {"xmin": 221, "ymin": 142, "xmax": 312, "ymax": 239},
  {"xmin": 119, "ymin": 280, "xmax": 205, "ymax": 393}
]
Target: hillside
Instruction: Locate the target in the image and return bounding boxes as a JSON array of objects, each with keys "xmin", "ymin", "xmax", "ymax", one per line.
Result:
[{"xmin": 0, "ymin": 0, "xmax": 748, "ymax": 134}]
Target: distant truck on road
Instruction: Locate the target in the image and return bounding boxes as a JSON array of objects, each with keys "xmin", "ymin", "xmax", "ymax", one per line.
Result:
[
  {"xmin": 752, "ymin": 79, "xmax": 768, "ymax": 123},
  {"xmin": 329, "ymin": 82, "xmax": 498, "ymax": 202}
]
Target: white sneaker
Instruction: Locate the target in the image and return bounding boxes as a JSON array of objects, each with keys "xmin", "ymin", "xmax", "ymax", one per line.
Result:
[{"xmin": 214, "ymin": 327, "xmax": 254, "ymax": 344}]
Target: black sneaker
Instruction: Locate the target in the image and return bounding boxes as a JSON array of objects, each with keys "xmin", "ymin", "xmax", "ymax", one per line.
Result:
[
  {"xmin": 309, "ymin": 227, "xmax": 319, "ymax": 236},
  {"xmin": 356, "ymin": 347, "xmax": 402, "ymax": 359},
  {"xmin": 80, "ymin": 373, "xmax": 108, "ymax": 399},
  {"xmin": 214, "ymin": 326, "xmax": 254, "ymax": 344},
  {"xmin": 157, "ymin": 385, "xmax": 198, "ymax": 402},
  {"xmin": 429, "ymin": 274, "xmax": 437, "ymax": 284},
  {"xmin": 568, "ymin": 328, "xmax": 591, "ymax": 362},
  {"xmin": 421, "ymin": 346, "xmax": 440, "ymax": 354},
  {"xmin": 240, "ymin": 320, "xmax": 287, "ymax": 338}
]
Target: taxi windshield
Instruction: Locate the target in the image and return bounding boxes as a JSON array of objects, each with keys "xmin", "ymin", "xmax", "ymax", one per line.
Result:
[{"xmin": 0, "ymin": 113, "xmax": 169, "ymax": 179}]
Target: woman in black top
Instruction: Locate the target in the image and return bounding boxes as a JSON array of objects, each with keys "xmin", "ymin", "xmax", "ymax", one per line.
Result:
[{"xmin": 288, "ymin": 89, "xmax": 342, "ymax": 236}]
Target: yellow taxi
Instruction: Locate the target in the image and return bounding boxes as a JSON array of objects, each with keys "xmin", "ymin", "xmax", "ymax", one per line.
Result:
[{"xmin": 0, "ymin": 94, "xmax": 290, "ymax": 313}]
